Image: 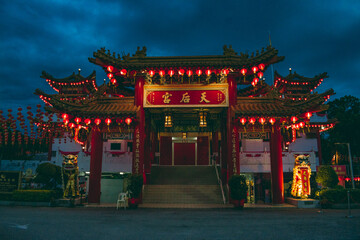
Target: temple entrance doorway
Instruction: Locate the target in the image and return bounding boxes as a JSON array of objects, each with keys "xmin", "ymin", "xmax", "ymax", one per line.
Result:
[{"xmin": 173, "ymin": 142, "xmax": 196, "ymax": 165}]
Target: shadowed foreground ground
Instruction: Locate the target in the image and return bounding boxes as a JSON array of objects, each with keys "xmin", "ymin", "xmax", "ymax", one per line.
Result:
[{"xmin": 0, "ymin": 206, "xmax": 359, "ymax": 240}]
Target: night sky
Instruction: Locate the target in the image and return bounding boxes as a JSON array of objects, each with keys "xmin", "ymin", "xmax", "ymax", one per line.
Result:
[{"xmin": 1, "ymin": 0, "xmax": 360, "ymax": 111}]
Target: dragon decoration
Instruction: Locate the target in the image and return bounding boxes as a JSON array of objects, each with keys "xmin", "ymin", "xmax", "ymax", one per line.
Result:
[
  {"xmin": 62, "ymin": 154, "xmax": 79, "ymax": 198},
  {"xmin": 291, "ymin": 154, "xmax": 311, "ymax": 198}
]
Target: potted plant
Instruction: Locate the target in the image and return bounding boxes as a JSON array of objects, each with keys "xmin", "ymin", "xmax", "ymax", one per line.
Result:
[
  {"xmin": 127, "ymin": 174, "xmax": 143, "ymax": 209},
  {"xmin": 228, "ymin": 175, "xmax": 247, "ymax": 208}
]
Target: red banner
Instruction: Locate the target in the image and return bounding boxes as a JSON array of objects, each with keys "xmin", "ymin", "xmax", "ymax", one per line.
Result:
[
  {"xmin": 300, "ymin": 167, "xmax": 310, "ymax": 195},
  {"xmin": 143, "ymin": 84, "xmax": 228, "ymax": 108}
]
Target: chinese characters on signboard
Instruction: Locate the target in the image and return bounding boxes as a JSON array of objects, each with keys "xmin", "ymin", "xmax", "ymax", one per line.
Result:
[
  {"xmin": 0, "ymin": 171, "xmax": 21, "ymax": 193},
  {"xmin": 143, "ymin": 84, "xmax": 228, "ymax": 108},
  {"xmin": 133, "ymin": 127, "xmax": 140, "ymax": 174}
]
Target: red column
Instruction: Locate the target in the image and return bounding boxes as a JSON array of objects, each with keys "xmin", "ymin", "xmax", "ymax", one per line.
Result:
[
  {"xmin": 212, "ymin": 132, "xmax": 219, "ymax": 164},
  {"xmin": 226, "ymin": 74, "xmax": 239, "ymax": 182},
  {"xmin": 270, "ymin": 123, "xmax": 284, "ymax": 204},
  {"xmin": 88, "ymin": 127, "xmax": 103, "ymax": 204},
  {"xmin": 133, "ymin": 76, "xmax": 145, "ymax": 181},
  {"xmin": 316, "ymin": 129, "xmax": 323, "ymax": 165}
]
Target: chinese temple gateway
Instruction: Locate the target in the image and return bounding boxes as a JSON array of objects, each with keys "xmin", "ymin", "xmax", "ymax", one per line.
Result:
[{"xmin": 36, "ymin": 45, "xmax": 335, "ymax": 204}]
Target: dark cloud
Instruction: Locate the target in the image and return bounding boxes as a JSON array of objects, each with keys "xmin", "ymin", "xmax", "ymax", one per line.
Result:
[{"xmin": 1, "ymin": 0, "xmax": 359, "ymax": 111}]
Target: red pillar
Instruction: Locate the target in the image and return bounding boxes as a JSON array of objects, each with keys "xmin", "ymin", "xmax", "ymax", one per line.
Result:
[
  {"xmin": 88, "ymin": 127, "xmax": 103, "ymax": 204},
  {"xmin": 226, "ymin": 74, "xmax": 239, "ymax": 182},
  {"xmin": 316, "ymin": 129, "xmax": 323, "ymax": 165},
  {"xmin": 212, "ymin": 132, "xmax": 219, "ymax": 164},
  {"xmin": 133, "ymin": 76, "xmax": 145, "ymax": 181},
  {"xmin": 270, "ymin": 123, "xmax": 284, "ymax": 204}
]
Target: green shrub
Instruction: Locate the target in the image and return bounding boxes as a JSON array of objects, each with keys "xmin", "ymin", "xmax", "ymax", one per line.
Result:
[
  {"xmin": 320, "ymin": 188, "xmax": 360, "ymax": 204},
  {"xmin": 316, "ymin": 166, "xmax": 339, "ymax": 188},
  {"xmin": 0, "ymin": 193, "xmax": 13, "ymax": 201},
  {"xmin": 34, "ymin": 163, "xmax": 62, "ymax": 189},
  {"xmin": 228, "ymin": 175, "xmax": 247, "ymax": 200},
  {"xmin": 12, "ymin": 190, "xmax": 55, "ymax": 202}
]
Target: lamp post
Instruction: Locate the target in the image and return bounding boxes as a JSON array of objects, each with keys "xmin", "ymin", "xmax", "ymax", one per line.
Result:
[{"xmin": 335, "ymin": 143, "xmax": 355, "ymax": 189}]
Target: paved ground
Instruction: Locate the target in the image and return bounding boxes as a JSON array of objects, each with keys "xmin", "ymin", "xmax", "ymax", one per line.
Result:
[{"xmin": 0, "ymin": 206, "xmax": 359, "ymax": 240}]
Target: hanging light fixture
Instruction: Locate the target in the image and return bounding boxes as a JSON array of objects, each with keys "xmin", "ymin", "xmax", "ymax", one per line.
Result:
[
  {"xmin": 199, "ymin": 111, "xmax": 207, "ymax": 127},
  {"xmin": 164, "ymin": 113, "xmax": 172, "ymax": 127}
]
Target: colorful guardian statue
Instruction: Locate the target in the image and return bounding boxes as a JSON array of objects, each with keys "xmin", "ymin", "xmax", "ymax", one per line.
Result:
[
  {"xmin": 291, "ymin": 155, "xmax": 311, "ymax": 198},
  {"xmin": 62, "ymin": 154, "xmax": 79, "ymax": 198}
]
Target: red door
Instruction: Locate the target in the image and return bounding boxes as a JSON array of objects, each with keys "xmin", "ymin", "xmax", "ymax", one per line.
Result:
[
  {"xmin": 160, "ymin": 136, "xmax": 172, "ymax": 165},
  {"xmin": 197, "ymin": 137, "xmax": 209, "ymax": 165},
  {"xmin": 174, "ymin": 143, "xmax": 195, "ymax": 165}
]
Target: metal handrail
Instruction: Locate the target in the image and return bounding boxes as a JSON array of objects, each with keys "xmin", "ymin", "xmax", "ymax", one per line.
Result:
[{"xmin": 214, "ymin": 160, "xmax": 226, "ymax": 204}]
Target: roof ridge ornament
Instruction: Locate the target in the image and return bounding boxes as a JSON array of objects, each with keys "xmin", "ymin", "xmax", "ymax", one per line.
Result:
[
  {"xmin": 223, "ymin": 45, "xmax": 237, "ymax": 56},
  {"xmin": 133, "ymin": 46, "xmax": 147, "ymax": 58}
]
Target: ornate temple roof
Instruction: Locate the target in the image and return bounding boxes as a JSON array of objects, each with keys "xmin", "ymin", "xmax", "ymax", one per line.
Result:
[
  {"xmin": 232, "ymin": 89, "xmax": 334, "ymax": 117},
  {"xmin": 274, "ymin": 70, "xmax": 328, "ymax": 100},
  {"xmin": 41, "ymin": 70, "xmax": 98, "ymax": 94}
]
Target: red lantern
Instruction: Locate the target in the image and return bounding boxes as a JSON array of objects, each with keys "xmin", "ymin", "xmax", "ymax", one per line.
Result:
[
  {"xmin": 269, "ymin": 118, "xmax": 276, "ymax": 125},
  {"xmin": 168, "ymin": 70, "xmax": 174, "ymax": 77},
  {"xmin": 241, "ymin": 68, "xmax": 247, "ymax": 76},
  {"xmin": 95, "ymin": 118, "xmax": 101, "ymax": 125},
  {"xmin": 196, "ymin": 69, "xmax": 202, "ymax": 76},
  {"xmin": 62, "ymin": 113, "xmax": 69, "ymax": 120},
  {"xmin": 187, "ymin": 70, "xmax": 193, "ymax": 77},
  {"xmin": 178, "ymin": 69, "xmax": 185, "ymax": 76},
  {"xmin": 75, "ymin": 117, "xmax": 81, "ymax": 124},
  {"xmin": 107, "ymin": 66, "xmax": 114, "ymax": 72},
  {"xmin": 299, "ymin": 122, "xmax": 305, "ymax": 128},
  {"xmin": 291, "ymin": 116, "xmax": 298, "ymax": 123},
  {"xmin": 105, "ymin": 118, "xmax": 111, "ymax": 125},
  {"xmin": 149, "ymin": 70, "xmax": 155, "ymax": 77},
  {"xmin": 63, "ymin": 119, "xmax": 69, "ymax": 125},
  {"xmin": 249, "ymin": 117, "xmax": 256, "ymax": 124},
  {"xmin": 69, "ymin": 123, "xmax": 75, "ymax": 128},
  {"xmin": 205, "ymin": 69, "xmax": 211, "ymax": 76},
  {"xmin": 258, "ymin": 63, "xmax": 265, "ymax": 71},
  {"xmin": 159, "ymin": 70, "xmax": 165, "ymax": 77},
  {"xmin": 107, "ymin": 73, "xmax": 113, "ymax": 79},
  {"xmin": 305, "ymin": 112, "xmax": 312, "ymax": 119},
  {"xmin": 259, "ymin": 117, "xmax": 266, "ymax": 125},
  {"xmin": 222, "ymin": 69, "xmax": 229, "ymax": 76},
  {"xmin": 251, "ymin": 81, "xmax": 256, "ymax": 87},
  {"xmin": 120, "ymin": 69, "xmax": 127, "ymax": 75},
  {"xmin": 125, "ymin": 117, "xmax": 132, "ymax": 126},
  {"xmin": 252, "ymin": 66, "xmax": 258, "ymax": 74},
  {"xmin": 257, "ymin": 72, "xmax": 264, "ymax": 79},
  {"xmin": 240, "ymin": 117, "xmax": 247, "ymax": 125},
  {"xmin": 253, "ymin": 77, "xmax": 259, "ymax": 84},
  {"xmin": 111, "ymin": 78, "xmax": 117, "ymax": 84},
  {"xmin": 84, "ymin": 119, "xmax": 91, "ymax": 125}
]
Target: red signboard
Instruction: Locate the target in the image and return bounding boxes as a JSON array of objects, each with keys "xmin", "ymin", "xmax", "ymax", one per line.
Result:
[
  {"xmin": 331, "ymin": 165, "xmax": 347, "ymax": 176},
  {"xmin": 143, "ymin": 84, "xmax": 228, "ymax": 108}
]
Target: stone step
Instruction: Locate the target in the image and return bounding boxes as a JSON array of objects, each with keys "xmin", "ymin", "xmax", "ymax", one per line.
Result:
[{"xmin": 143, "ymin": 185, "xmax": 223, "ymax": 204}]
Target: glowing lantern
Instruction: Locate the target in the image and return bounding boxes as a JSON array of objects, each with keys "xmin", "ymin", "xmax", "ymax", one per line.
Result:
[
  {"xmin": 168, "ymin": 70, "xmax": 174, "ymax": 77},
  {"xmin": 107, "ymin": 66, "xmax": 114, "ymax": 72},
  {"xmin": 241, "ymin": 68, "xmax": 247, "ymax": 76},
  {"xmin": 269, "ymin": 118, "xmax": 276, "ymax": 125},
  {"xmin": 253, "ymin": 77, "xmax": 259, "ymax": 84},
  {"xmin": 62, "ymin": 113, "xmax": 69, "ymax": 120},
  {"xmin": 111, "ymin": 78, "xmax": 117, "ymax": 84},
  {"xmin": 291, "ymin": 116, "xmax": 298, "ymax": 123},
  {"xmin": 178, "ymin": 69, "xmax": 185, "ymax": 75},
  {"xmin": 258, "ymin": 63, "xmax": 265, "ymax": 71},
  {"xmin": 222, "ymin": 69, "xmax": 229, "ymax": 76},
  {"xmin": 299, "ymin": 122, "xmax": 305, "ymax": 128},
  {"xmin": 120, "ymin": 69, "xmax": 127, "ymax": 75},
  {"xmin": 107, "ymin": 73, "xmax": 113, "ymax": 79},
  {"xmin": 259, "ymin": 117, "xmax": 266, "ymax": 125},
  {"xmin": 125, "ymin": 117, "xmax": 132, "ymax": 126},
  {"xmin": 252, "ymin": 66, "xmax": 258, "ymax": 74},
  {"xmin": 205, "ymin": 69, "xmax": 211, "ymax": 76},
  {"xmin": 159, "ymin": 70, "xmax": 165, "ymax": 77},
  {"xmin": 95, "ymin": 118, "xmax": 101, "ymax": 125},
  {"xmin": 249, "ymin": 117, "xmax": 256, "ymax": 124},
  {"xmin": 84, "ymin": 119, "xmax": 91, "ymax": 125},
  {"xmin": 187, "ymin": 70, "xmax": 193, "ymax": 77},
  {"xmin": 305, "ymin": 112, "xmax": 312, "ymax": 119},
  {"xmin": 251, "ymin": 81, "xmax": 256, "ymax": 87},
  {"xmin": 149, "ymin": 70, "xmax": 155, "ymax": 77},
  {"xmin": 63, "ymin": 119, "xmax": 69, "ymax": 125},
  {"xmin": 69, "ymin": 123, "xmax": 75, "ymax": 128},
  {"xmin": 196, "ymin": 69, "xmax": 202, "ymax": 76},
  {"xmin": 257, "ymin": 72, "xmax": 264, "ymax": 79},
  {"xmin": 75, "ymin": 117, "xmax": 81, "ymax": 124},
  {"xmin": 105, "ymin": 118, "xmax": 111, "ymax": 125},
  {"xmin": 240, "ymin": 117, "xmax": 247, "ymax": 125}
]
